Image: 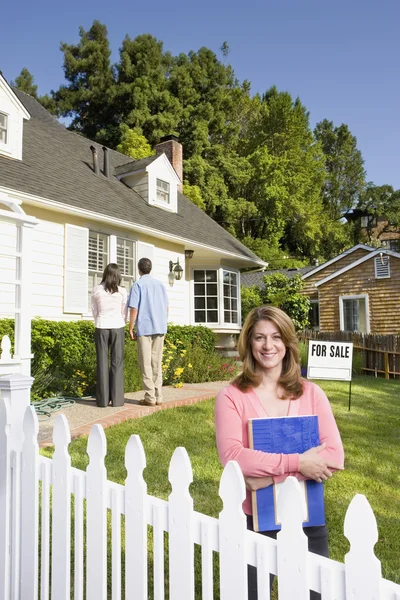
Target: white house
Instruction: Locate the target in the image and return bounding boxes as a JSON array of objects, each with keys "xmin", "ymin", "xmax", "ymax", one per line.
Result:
[{"xmin": 0, "ymin": 74, "xmax": 265, "ymax": 364}]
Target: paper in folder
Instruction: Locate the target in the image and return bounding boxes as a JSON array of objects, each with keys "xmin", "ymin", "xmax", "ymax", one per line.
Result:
[{"xmin": 248, "ymin": 415, "xmax": 325, "ymax": 532}]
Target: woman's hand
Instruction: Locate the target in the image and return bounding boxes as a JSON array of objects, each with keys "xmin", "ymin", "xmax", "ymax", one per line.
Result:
[
  {"xmin": 244, "ymin": 475, "xmax": 273, "ymax": 492},
  {"xmin": 299, "ymin": 443, "xmax": 342, "ymax": 483}
]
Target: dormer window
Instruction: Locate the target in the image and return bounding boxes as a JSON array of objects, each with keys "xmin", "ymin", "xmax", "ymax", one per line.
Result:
[
  {"xmin": 0, "ymin": 112, "xmax": 8, "ymax": 144},
  {"xmin": 156, "ymin": 179, "xmax": 170, "ymax": 204}
]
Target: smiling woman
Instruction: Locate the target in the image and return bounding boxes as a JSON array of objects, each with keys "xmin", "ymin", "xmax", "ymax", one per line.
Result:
[{"xmin": 214, "ymin": 305, "xmax": 344, "ymax": 600}]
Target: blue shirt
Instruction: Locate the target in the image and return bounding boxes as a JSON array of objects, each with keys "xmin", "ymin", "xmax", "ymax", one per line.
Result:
[{"xmin": 128, "ymin": 274, "xmax": 168, "ymax": 336}]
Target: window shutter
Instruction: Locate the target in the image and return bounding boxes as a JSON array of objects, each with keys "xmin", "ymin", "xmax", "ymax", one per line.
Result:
[
  {"xmin": 64, "ymin": 224, "xmax": 89, "ymax": 313},
  {"xmin": 374, "ymin": 255, "xmax": 390, "ymax": 279},
  {"xmin": 136, "ymin": 241, "xmax": 155, "ymax": 273}
]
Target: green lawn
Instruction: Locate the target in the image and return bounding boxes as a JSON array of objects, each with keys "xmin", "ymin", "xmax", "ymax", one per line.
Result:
[{"xmin": 42, "ymin": 375, "xmax": 400, "ymax": 589}]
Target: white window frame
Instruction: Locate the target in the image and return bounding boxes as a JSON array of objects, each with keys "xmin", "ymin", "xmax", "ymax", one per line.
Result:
[
  {"xmin": 339, "ymin": 294, "xmax": 370, "ymax": 333},
  {"xmin": 88, "ymin": 231, "xmax": 109, "ymax": 302},
  {"xmin": 190, "ymin": 266, "xmax": 241, "ymax": 330},
  {"xmin": 116, "ymin": 236, "xmax": 136, "ymax": 290},
  {"xmin": 156, "ymin": 178, "xmax": 170, "ymax": 204},
  {"xmin": 374, "ymin": 255, "xmax": 390, "ymax": 279},
  {"xmin": 0, "ymin": 112, "xmax": 8, "ymax": 145},
  {"xmin": 222, "ymin": 269, "xmax": 239, "ymax": 325}
]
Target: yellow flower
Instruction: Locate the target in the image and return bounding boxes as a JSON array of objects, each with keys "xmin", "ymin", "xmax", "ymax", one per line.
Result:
[
  {"xmin": 188, "ymin": 363, "xmax": 193, "ymax": 369},
  {"xmin": 174, "ymin": 382, "xmax": 183, "ymax": 388}
]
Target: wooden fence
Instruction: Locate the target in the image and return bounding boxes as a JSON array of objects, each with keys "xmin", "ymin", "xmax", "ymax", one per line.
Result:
[
  {"xmin": 300, "ymin": 330, "xmax": 400, "ymax": 379},
  {"xmin": 0, "ymin": 379, "xmax": 400, "ymax": 599}
]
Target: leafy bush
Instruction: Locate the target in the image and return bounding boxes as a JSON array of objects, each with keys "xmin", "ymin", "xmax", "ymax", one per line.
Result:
[{"xmin": 0, "ymin": 319, "xmax": 222, "ymax": 399}]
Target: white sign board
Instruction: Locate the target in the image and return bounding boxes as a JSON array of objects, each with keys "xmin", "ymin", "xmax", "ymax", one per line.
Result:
[{"xmin": 307, "ymin": 340, "xmax": 353, "ymax": 381}]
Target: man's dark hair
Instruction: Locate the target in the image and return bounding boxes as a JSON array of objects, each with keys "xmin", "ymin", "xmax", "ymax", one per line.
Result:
[
  {"xmin": 101, "ymin": 263, "xmax": 121, "ymax": 293},
  {"xmin": 138, "ymin": 257, "xmax": 152, "ymax": 274}
]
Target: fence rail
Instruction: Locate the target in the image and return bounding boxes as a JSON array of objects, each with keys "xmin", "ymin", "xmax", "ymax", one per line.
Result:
[
  {"xmin": 301, "ymin": 330, "xmax": 400, "ymax": 379},
  {"xmin": 0, "ymin": 391, "xmax": 399, "ymax": 599}
]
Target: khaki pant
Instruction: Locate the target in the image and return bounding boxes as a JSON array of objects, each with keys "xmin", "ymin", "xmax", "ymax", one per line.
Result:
[{"xmin": 137, "ymin": 334, "xmax": 165, "ymax": 404}]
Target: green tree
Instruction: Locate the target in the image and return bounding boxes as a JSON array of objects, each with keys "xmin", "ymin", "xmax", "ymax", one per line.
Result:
[
  {"xmin": 182, "ymin": 181, "xmax": 206, "ymax": 210},
  {"xmin": 242, "ymin": 273, "xmax": 310, "ymax": 330},
  {"xmin": 357, "ymin": 183, "xmax": 400, "ymax": 242},
  {"xmin": 11, "ymin": 67, "xmax": 38, "ymax": 97},
  {"xmin": 116, "ymin": 124, "xmax": 154, "ymax": 159},
  {"xmin": 314, "ymin": 119, "xmax": 366, "ymax": 220},
  {"xmin": 53, "ymin": 20, "xmax": 117, "ymax": 144}
]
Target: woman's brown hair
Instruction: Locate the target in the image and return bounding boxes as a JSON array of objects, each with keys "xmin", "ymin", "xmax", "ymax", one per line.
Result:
[{"xmin": 232, "ymin": 306, "xmax": 303, "ymax": 399}]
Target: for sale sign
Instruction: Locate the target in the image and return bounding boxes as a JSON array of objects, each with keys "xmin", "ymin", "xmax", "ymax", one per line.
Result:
[{"xmin": 307, "ymin": 341, "xmax": 353, "ymax": 381}]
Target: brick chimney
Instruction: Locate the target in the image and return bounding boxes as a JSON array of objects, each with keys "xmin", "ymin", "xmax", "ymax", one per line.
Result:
[{"xmin": 155, "ymin": 135, "xmax": 183, "ymax": 192}]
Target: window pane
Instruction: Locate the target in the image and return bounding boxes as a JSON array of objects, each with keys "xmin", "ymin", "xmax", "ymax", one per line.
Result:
[
  {"xmin": 224, "ymin": 297, "xmax": 230, "ymax": 310},
  {"xmin": 222, "ymin": 270, "xmax": 239, "ymax": 325},
  {"xmin": 195, "ymin": 297, "xmax": 205, "ymax": 309},
  {"xmin": 194, "ymin": 271, "xmax": 205, "ymax": 282},
  {"xmin": 206, "ymin": 270, "xmax": 217, "ymax": 282},
  {"xmin": 206, "ymin": 283, "xmax": 217, "ymax": 296},
  {"xmin": 223, "ymin": 271, "xmax": 230, "ymax": 284},
  {"xmin": 224, "ymin": 284, "xmax": 230, "ymax": 297},
  {"xmin": 231, "ymin": 273, "xmax": 237, "ymax": 286},
  {"xmin": 0, "ymin": 113, "xmax": 6, "ymax": 127},
  {"xmin": 194, "ymin": 283, "xmax": 205, "ymax": 295},
  {"xmin": 195, "ymin": 310, "xmax": 206, "ymax": 323},
  {"xmin": 224, "ymin": 311, "xmax": 231, "ymax": 323},
  {"xmin": 207, "ymin": 297, "xmax": 218, "ymax": 309},
  {"xmin": 231, "ymin": 311, "xmax": 238, "ymax": 324},
  {"xmin": 156, "ymin": 179, "xmax": 170, "ymax": 203},
  {"xmin": 232, "ymin": 298, "xmax": 237, "ymax": 311},
  {"xmin": 207, "ymin": 310, "xmax": 218, "ymax": 323}
]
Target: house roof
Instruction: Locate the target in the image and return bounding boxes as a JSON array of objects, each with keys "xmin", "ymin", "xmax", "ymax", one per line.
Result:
[
  {"xmin": 241, "ymin": 266, "xmax": 315, "ymax": 288},
  {"xmin": 302, "ymin": 244, "xmax": 375, "ymax": 280},
  {"xmin": 114, "ymin": 155, "xmax": 158, "ymax": 176},
  {"xmin": 0, "ymin": 89, "xmax": 264, "ymax": 266},
  {"xmin": 315, "ymin": 249, "xmax": 400, "ymax": 287}
]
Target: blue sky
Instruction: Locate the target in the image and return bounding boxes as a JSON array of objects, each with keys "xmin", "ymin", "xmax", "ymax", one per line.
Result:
[{"xmin": 1, "ymin": 0, "xmax": 399, "ymax": 187}]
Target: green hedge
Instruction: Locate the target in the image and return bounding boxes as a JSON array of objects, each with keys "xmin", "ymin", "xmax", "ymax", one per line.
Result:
[{"xmin": 0, "ymin": 319, "xmax": 221, "ymax": 400}]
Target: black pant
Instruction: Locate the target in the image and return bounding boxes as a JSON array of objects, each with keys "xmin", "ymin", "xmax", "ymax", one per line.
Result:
[
  {"xmin": 94, "ymin": 327, "xmax": 125, "ymax": 407},
  {"xmin": 246, "ymin": 515, "xmax": 328, "ymax": 600}
]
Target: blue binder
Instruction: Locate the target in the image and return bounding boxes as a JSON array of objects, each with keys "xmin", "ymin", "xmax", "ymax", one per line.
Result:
[{"xmin": 248, "ymin": 415, "xmax": 325, "ymax": 532}]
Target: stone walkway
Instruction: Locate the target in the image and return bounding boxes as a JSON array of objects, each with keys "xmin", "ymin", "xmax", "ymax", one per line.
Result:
[{"xmin": 38, "ymin": 380, "xmax": 228, "ymax": 447}]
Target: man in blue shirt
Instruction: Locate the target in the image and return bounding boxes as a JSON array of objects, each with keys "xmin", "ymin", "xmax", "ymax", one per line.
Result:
[{"xmin": 128, "ymin": 257, "xmax": 169, "ymax": 406}]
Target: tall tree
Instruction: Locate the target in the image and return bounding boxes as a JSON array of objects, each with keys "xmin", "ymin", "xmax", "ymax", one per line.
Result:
[
  {"xmin": 116, "ymin": 124, "xmax": 154, "ymax": 159},
  {"xmin": 53, "ymin": 20, "xmax": 117, "ymax": 143},
  {"xmin": 314, "ymin": 119, "xmax": 366, "ymax": 221},
  {"xmin": 357, "ymin": 183, "xmax": 400, "ymax": 242},
  {"xmin": 11, "ymin": 67, "xmax": 38, "ymax": 97}
]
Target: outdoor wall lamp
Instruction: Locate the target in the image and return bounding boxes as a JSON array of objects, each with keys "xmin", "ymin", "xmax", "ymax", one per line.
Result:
[
  {"xmin": 168, "ymin": 258, "xmax": 184, "ymax": 286},
  {"xmin": 184, "ymin": 249, "xmax": 194, "ymax": 260}
]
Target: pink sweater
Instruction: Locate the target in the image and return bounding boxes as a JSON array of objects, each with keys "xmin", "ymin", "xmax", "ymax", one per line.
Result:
[{"xmin": 215, "ymin": 379, "xmax": 344, "ymax": 515}]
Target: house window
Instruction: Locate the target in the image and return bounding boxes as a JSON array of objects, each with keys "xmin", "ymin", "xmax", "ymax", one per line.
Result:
[
  {"xmin": 117, "ymin": 237, "xmax": 135, "ymax": 291},
  {"xmin": 156, "ymin": 179, "xmax": 170, "ymax": 204},
  {"xmin": 223, "ymin": 270, "xmax": 238, "ymax": 324},
  {"xmin": 194, "ymin": 270, "xmax": 219, "ymax": 323},
  {"xmin": 374, "ymin": 255, "xmax": 390, "ymax": 279},
  {"xmin": 308, "ymin": 301, "xmax": 320, "ymax": 330},
  {"xmin": 386, "ymin": 239, "xmax": 400, "ymax": 252},
  {"xmin": 340, "ymin": 296, "xmax": 369, "ymax": 333},
  {"xmin": 0, "ymin": 112, "xmax": 8, "ymax": 144},
  {"xmin": 88, "ymin": 231, "xmax": 109, "ymax": 298}
]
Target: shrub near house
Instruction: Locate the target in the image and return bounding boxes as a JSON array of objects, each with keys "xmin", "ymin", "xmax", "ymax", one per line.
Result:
[{"xmin": 0, "ymin": 319, "xmax": 236, "ymax": 400}]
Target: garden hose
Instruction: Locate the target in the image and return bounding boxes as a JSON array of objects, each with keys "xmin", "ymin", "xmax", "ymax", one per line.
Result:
[{"xmin": 33, "ymin": 396, "xmax": 92, "ymax": 420}]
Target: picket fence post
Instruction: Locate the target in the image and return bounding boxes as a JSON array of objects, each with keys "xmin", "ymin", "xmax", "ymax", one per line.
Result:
[
  {"xmin": 125, "ymin": 434, "xmax": 147, "ymax": 600},
  {"xmin": 168, "ymin": 447, "xmax": 194, "ymax": 600},
  {"xmin": 344, "ymin": 494, "xmax": 381, "ymax": 599},
  {"xmin": 219, "ymin": 460, "xmax": 247, "ymax": 600},
  {"xmin": 277, "ymin": 477, "xmax": 310, "ymax": 600},
  {"xmin": 0, "ymin": 398, "xmax": 11, "ymax": 600},
  {"xmin": 86, "ymin": 425, "xmax": 107, "ymax": 600},
  {"xmin": 51, "ymin": 415, "xmax": 72, "ymax": 600},
  {"xmin": 20, "ymin": 406, "xmax": 39, "ymax": 600}
]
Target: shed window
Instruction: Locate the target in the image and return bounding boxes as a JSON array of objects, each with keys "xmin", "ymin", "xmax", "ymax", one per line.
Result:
[{"xmin": 374, "ymin": 255, "xmax": 390, "ymax": 279}]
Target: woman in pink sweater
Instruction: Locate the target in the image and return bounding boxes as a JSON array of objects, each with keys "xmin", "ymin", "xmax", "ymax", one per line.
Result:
[{"xmin": 215, "ymin": 306, "xmax": 344, "ymax": 600}]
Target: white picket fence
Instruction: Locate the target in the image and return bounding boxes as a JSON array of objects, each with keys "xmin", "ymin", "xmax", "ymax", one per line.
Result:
[{"xmin": 0, "ymin": 388, "xmax": 399, "ymax": 599}]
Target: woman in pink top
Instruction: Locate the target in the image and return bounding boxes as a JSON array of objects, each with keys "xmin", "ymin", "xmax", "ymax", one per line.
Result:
[{"xmin": 215, "ymin": 306, "xmax": 344, "ymax": 600}]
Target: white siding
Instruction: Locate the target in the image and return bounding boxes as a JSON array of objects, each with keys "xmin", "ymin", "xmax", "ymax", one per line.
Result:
[
  {"xmin": 0, "ymin": 80, "xmax": 26, "ymax": 161},
  {"xmin": 0, "ymin": 219, "xmax": 17, "ymax": 317},
  {"xmin": 152, "ymin": 247, "xmax": 188, "ymax": 326}
]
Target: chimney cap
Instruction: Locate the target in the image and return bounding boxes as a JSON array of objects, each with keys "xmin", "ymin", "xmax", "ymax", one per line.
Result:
[{"xmin": 159, "ymin": 134, "xmax": 180, "ymax": 144}]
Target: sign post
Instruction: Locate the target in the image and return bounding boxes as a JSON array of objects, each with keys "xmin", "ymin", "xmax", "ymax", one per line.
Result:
[{"xmin": 307, "ymin": 341, "xmax": 354, "ymax": 411}]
